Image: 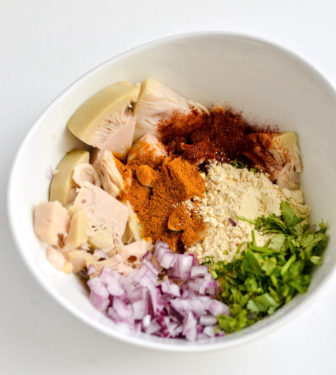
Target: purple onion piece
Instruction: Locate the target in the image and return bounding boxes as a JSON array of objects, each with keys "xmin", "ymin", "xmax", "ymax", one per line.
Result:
[
  {"xmin": 191, "ymin": 265, "xmax": 208, "ymax": 278},
  {"xmin": 228, "ymin": 217, "xmax": 237, "ymax": 226},
  {"xmin": 168, "ymin": 253, "xmax": 193, "ymax": 280}
]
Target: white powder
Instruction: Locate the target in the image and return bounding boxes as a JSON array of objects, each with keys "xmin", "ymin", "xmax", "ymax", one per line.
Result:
[{"xmin": 187, "ymin": 163, "xmax": 310, "ymax": 263}]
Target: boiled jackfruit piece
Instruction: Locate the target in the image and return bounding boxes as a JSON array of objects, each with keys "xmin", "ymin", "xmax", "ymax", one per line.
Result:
[
  {"xmin": 133, "ymin": 78, "xmax": 190, "ymax": 141},
  {"xmin": 49, "ymin": 149, "xmax": 90, "ymax": 206},
  {"xmin": 87, "ymin": 239, "xmax": 150, "ymax": 277},
  {"xmin": 67, "ymin": 81, "xmax": 140, "ymax": 155},
  {"xmin": 65, "ymin": 210, "xmax": 89, "ymax": 249},
  {"xmin": 269, "ymin": 132, "xmax": 303, "ymax": 190},
  {"xmin": 122, "ymin": 201, "xmax": 143, "ymax": 244},
  {"xmin": 127, "ymin": 133, "xmax": 167, "ymax": 164},
  {"xmin": 46, "ymin": 247, "xmax": 73, "ymax": 274},
  {"xmin": 72, "ymin": 163, "xmax": 101, "ymax": 188},
  {"xmin": 72, "ymin": 182, "xmax": 129, "ymax": 249},
  {"xmin": 67, "ymin": 249, "xmax": 90, "ymax": 273},
  {"xmin": 34, "ymin": 201, "xmax": 70, "ymax": 245},
  {"xmin": 91, "ymin": 149, "xmax": 124, "ymax": 197}
]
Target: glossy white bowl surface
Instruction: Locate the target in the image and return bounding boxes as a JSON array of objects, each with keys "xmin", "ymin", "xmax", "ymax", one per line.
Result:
[{"xmin": 8, "ymin": 32, "xmax": 336, "ymax": 352}]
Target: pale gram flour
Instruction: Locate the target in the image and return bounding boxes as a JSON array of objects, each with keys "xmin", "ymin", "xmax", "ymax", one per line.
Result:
[{"xmin": 187, "ymin": 163, "xmax": 310, "ymax": 263}]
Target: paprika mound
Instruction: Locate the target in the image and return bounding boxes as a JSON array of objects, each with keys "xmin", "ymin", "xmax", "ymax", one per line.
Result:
[{"xmin": 158, "ymin": 107, "xmax": 278, "ymax": 172}]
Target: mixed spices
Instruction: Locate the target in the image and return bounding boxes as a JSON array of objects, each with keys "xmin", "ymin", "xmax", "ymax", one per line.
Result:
[{"xmin": 33, "ymin": 78, "xmax": 328, "ymax": 340}]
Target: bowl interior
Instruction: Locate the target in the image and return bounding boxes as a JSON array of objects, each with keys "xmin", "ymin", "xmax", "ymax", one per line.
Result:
[{"xmin": 8, "ymin": 33, "xmax": 336, "ymax": 351}]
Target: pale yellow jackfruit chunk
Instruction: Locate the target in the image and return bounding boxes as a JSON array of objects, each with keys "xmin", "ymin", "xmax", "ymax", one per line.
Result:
[
  {"xmin": 91, "ymin": 149, "xmax": 124, "ymax": 197},
  {"xmin": 49, "ymin": 149, "xmax": 90, "ymax": 206},
  {"xmin": 87, "ymin": 239, "xmax": 150, "ymax": 276},
  {"xmin": 66, "ymin": 210, "xmax": 89, "ymax": 248},
  {"xmin": 134, "ymin": 78, "xmax": 190, "ymax": 141},
  {"xmin": 122, "ymin": 201, "xmax": 144, "ymax": 244},
  {"xmin": 72, "ymin": 163, "xmax": 101, "ymax": 187},
  {"xmin": 46, "ymin": 247, "xmax": 73, "ymax": 274},
  {"xmin": 127, "ymin": 133, "xmax": 167, "ymax": 163},
  {"xmin": 34, "ymin": 201, "xmax": 70, "ymax": 245},
  {"xmin": 67, "ymin": 249, "xmax": 90, "ymax": 273},
  {"xmin": 67, "ymin": 81, "xmax": 140, "ymax": 155},
  {"xmin": 270, "ymin": 132, "xmax": 303, "ymax": 190},
  {"xmin": 72, "ymin": 182, "xmax": 129, "ymax": 249}
]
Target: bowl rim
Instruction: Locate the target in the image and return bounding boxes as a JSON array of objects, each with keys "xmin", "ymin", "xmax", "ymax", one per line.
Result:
[{"xmin": 7, "ymin": 30, "xmax": 336, "ymax": 352}]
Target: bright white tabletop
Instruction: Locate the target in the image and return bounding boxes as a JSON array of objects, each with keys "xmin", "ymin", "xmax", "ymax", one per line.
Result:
[{"xmin": 1, "ymin": 1, "xmax": 336, "ymax": 374}]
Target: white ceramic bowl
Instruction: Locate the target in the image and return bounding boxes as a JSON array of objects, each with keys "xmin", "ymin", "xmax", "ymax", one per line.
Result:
[{"xmin": 8, "ymin": 32, "xmax": 336, "ymax": 352}]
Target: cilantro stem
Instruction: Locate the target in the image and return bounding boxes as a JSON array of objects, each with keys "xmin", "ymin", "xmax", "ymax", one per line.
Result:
[
  {"xmin": 236, "ymin": 215, "xmax": 255, "ymax": 225},
  {"xmin": 280, "ymin": 254, "xmax": 296, "ymax": 276}
]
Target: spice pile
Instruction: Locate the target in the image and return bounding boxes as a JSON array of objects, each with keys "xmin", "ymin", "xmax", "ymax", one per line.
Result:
[
  {"xmin": 33, "ymin": 78, "xmax": 328, "ymax": 341},
  {"xmin": 121, "ymin": 155, "xmax": 205, "ymax": 251},
  {"xmin": 159, "ymin": 108, "xmax": 302, "ymax": 189}
]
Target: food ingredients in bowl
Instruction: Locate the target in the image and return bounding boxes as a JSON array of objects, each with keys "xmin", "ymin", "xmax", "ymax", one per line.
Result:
[{"xmin": 33, "ymin": 78, "xmax": 328, "ymax": 341}]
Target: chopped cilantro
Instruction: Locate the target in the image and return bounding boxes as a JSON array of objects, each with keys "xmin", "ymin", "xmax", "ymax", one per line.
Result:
[
  {"xmin": 208, "ymin": 202, "xmax": 328, "ymax": 333},
  {"xmin": 231, "ymin": 159, "xmax": 247, "ymax": 169}
]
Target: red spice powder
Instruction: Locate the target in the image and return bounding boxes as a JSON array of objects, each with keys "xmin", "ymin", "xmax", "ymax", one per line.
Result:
[{"xmin": 158, "ymin": 108, "xmax": 278, "ymax": 172}]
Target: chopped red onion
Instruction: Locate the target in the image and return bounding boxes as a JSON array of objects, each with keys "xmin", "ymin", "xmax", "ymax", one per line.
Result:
[
  {"xmin": 215, "ymin": 330, "xmax": 225, "ymax": 337},
  {"xmin": 87, "ymin": 241, "xmax": 229, "ymax": 341},
  {"xmin": 141, "ymin": 250, "xmax": 152, "ymax": 261},
  {"xmin": 132, "ymin": 299, "xmax": 148, "ymax": 320},
  {"xmin": 99, "ymin": 267, "xmax": 119, "ymax": 285},
  {"xmin": 203, "ymin": 325, "xmax": 215, "ymax": 337},
  {"xmin": 143, "ymin": 317, "xmax": 161, "ymax": 335},
  {"xmin": 142, "ymin": 314, "xmax": 151, "ymax": 328},
  {"xmin": 228, "ymin": 217, "xmax": 237, "ymax": 226},
  {"xmin": 170, "ymin": 297, "xmax": 207, "ymax": 316},
  {"xmin": 149, "ymin": 287, "xmax": 164, "ymax": 315},
  {"xmin": 97, "ymin": 268, "xmax": 125, "ymax": 296},
  {"xmin": 191, "ymin": 265, "xmax": 208, "ymax": 278},
  {"xmin": 165, "ymin": 319, "xmax": 182, "ymax": 338},
  {"xmin": 113, "ymin": 297, "xmax": 134, "ymax": 321},
  {"xmin": 126, "ymin": 286, "xmax": 145, "ymax": 302},
  {"xmin": 189, "ymin": 252, "xmax": 198, "ymax": 266},
  {"xmin": 182, "ymin": 312, "xmax": 197, "ymax": 341},
  {"xmin": 161, "ymin": 280, "xmax": 181, "ymax": 297},
  {"xmin": 107, "ymin": 282, "xmax": 125, "ymax": 297},
  {"xmin": 154, "ymin": 241, "xmax": 176, "ymax": 269},
  {"xmin": 87, "ymin": 277, "xmax": 109, "ymax": 311},
  {"xmin": 159, "ymin": 251, "xmax": 176, "ymax": 269},
  {"xmin": 206, "ymin": 299, "xmax": 230, "ymax": 316},
  {"xmin": 199, "ymin": 315, "xmax": 217, "ymax": 326},
  {"xmin": 168, "ymin": 253, "xmax": 193, "ymax": 279}
]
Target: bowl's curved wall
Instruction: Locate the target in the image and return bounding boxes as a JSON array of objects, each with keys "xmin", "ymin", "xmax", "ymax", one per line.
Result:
[{"xmin": 8, "ymin": 33, "xmax": 336, "ymax": 351}]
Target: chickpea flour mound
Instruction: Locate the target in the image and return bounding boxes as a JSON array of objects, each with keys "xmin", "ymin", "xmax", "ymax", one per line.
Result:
[{"xmin": 187, "ymin": 163, "xmax": 310, "ymax": 263}]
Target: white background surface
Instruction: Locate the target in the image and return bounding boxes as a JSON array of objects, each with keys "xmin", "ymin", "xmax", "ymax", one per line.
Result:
[{"xmin": 1, "ymin": 1, "xmax": 336, "ymax": 374}]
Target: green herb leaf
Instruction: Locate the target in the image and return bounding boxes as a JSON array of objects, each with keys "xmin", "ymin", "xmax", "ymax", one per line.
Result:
[
  {"xmin": 280, "ymin": 201, "xmax": 304, "ymax": 228},
  {"xmin": 247, "ymin": 293, "xmax": 279, "ymax": 314},
  {"xmin": 268, "ymin": 233, "xmax": 286, "ymax": 251}
]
